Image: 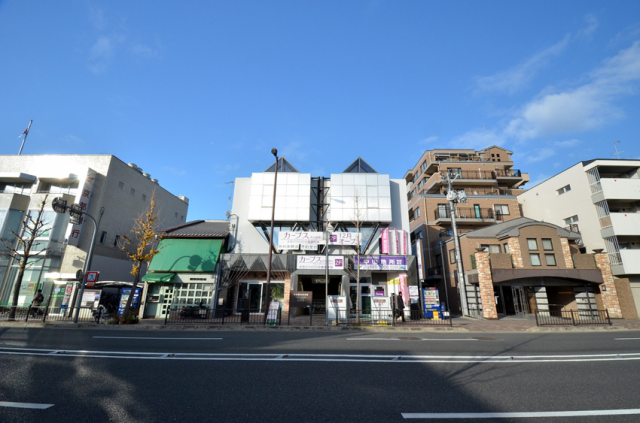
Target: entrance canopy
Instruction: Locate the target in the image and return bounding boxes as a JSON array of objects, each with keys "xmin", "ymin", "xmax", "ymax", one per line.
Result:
[
  {"xmin": 479, "ymin": 268, "xmax": 604, "ymax": 285},
  {"xmin": 148, "ymin": 239, "xmax": 224, "ymax": 273},
  {"xmin": 142, "ymin": 272, "xmax": 175, "ymax": 283}
]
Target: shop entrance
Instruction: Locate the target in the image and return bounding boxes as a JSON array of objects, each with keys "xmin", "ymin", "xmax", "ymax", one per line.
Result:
[
  {"xmin": 298, "ymin": 276, "xmax": 341, "ymax": 313},
  {"xmin": 495, "ymin": 285, "xmax": 534, "ymax": 316}
]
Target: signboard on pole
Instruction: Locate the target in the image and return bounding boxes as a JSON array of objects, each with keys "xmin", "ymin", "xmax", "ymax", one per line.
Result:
[
  {"xmin": 67, "ymin": 168, "xmax": 97, "ymax": 247},
  {"xmin": 416, "ymin": 238, "xmax": 424, "ymax": 280},
  {"xmin": 85, "ymin": 271, "xmax": 99, "ymax": 288},
  {"xmin": 354, "ymin": 256, "xmax": 407, "ymax": 271},
  {"xmin": 381, "ymin": 228, "xmax": 389, "ymax": 254},
  {"xmin": 267, "ymin": 301, "xmax": 280, "ymax": 325}
]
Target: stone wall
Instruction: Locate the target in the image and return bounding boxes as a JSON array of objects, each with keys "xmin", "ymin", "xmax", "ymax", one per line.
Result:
[
  {"xmin": 474, "ymin": 251, "xmax": 498, "ymax": 319},
  {"xmin": 613, "ymin": 278, "xmax": 638, "ymax": 320},
  {"xmin": 559, "ymin": 238, "xmax": 574, "ymax": 268},
  {"xmin": 595, "ymin": 253, "xmax": 623, "ymax": 318},
  {"xmin": 507, "ymin": 238, "xmax": 524, "ymax": 268}
]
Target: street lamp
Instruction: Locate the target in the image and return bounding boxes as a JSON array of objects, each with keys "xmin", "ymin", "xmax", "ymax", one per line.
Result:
[
  {"xmin": 440, "ymin": 171, "xmax": 469, "ymax": 316},
  {"xmin": 52, "ymin": 197, "xmax": 99, "ymax": 323},
  {"xmin": 263, "ymin": 148, "xmax": 278, "ymax": 325}
]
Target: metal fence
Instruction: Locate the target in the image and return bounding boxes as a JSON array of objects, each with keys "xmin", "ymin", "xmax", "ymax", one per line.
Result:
[
  {"xmin": 165, "ymin": 306, "xmax": 451, "ymax": 327},
  {"xmin": 535, "ymin": 310, "xmax": 611, "ymax": 327},
  {"xmin": 0, "ymin": 306, "xmax": 118, "ymax": 324}
]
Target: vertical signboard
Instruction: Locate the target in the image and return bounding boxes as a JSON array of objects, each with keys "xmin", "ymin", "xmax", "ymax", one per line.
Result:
[
  {"xmin": 389, "ymin": 230, "xmax": 398, "ymax": 255},
  {"xmin": 67, "ymin": 168, "xmax": 97, "ymax": 247},
  {"xmin": 402, "ymin": 230, "xmax": 408, "ymax": 255},
  {"xmin": 416, "ymin": 238, "xmax": 424, "ymax": 280},
  {"xmin": 381, "ymin": 228, "xmax": 389, "ymax": 254}
]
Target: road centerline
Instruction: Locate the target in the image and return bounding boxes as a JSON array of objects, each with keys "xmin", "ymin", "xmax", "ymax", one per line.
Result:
[
  {"xmin": 92, "ymin": 336, "xmax": 222, "ymax": 340},
  {"xmin": 0, "ymin": 401, "xmax": 54, "ymax": 409},
  {"xmin": 402, "ymin": 408, "xmax": 640, "ymax": 419}
]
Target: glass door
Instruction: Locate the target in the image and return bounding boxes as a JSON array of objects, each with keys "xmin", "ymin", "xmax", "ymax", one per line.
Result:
[
  {"xmin": 249, "ymin": 283, "xmax": 263, "ymax": 312},
  {"xmin": 474, "ymin": 204, "xmax": 481, "ymax": 218}
]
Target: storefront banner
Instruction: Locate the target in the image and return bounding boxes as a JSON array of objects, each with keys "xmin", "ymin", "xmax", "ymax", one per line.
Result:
[
  {"xmin": 373, "ymin": 286, "xmax": 386, "ymax": 297},
  {"xmin": 61, "ymin": 283, "xmax": 73, "ymax": 309},
  {"xmin": 118, "ymin": 287, "xmax": 142, "ymax": 317},
  {"xmin": 68, "ymin": 168, "xmax": 97, "ymax": 247},
  {"xmin": 278, "ymin": 231, "xmax": 324, "ymax": 249},
  {"xmin": 399, "ymin": 273, "xmax": 408, "ymax": 305},
  {"xmin": 329, "ymin": 232, "xmax": 361, "ymax": 245},
  {"xmin": 381, "ymin": 228, "xmax": 389, "ymax": 254},
  {"xmin": 402, "ymin": 230, "xmax": 408, "ymax": 255},
  {"xmin": 296, "ymin": 255, "xmax": 344, "ymax": 270},
  {"xmin": 267, "ymin": 301, "xmax": 280, "ymax": 324},
  {"xmin": 388, "ymin": 230, "xmax": 397, "ymax": 255},
  {"xmin": 355, "ymin": 256, "xmax": 407, "ymax": 270},
  {"xmin": 416, "ymin": 238, "xmax": 424, "ymax": 280}
]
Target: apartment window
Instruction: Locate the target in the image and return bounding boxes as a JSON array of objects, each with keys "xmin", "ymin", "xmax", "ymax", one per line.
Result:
[
  {"xmin": 545, "ymin": 254, "xmax": 557, "ymax": 266},
  {"xmin": 496, "ymin": 154, "xmax": 500, "ymax": 157},
  {"xmin": 142, "ymin": 194, "xmax": 147, "ymax": 201},
  {"xmin": 527, "ymin": 239, "xmax": 538, "ymax": 250},
  {"xmin": 1, "ymin": 182, "xmax": 33, "ymax": 195},
  {"xmin": 557, "ymin": 185, "xmax": 571, "ymax": 195},
  {"xmin": 449, "ymin": 168, "xmax": 462, "ymax": 178},
  {"xmin": 491, "ymin": 154, "xmax": 495, "ymax": 157},
  {"xmin": 481, "ymin": 244, "xmax": 501, "ymax": 253},
  {"xmin": 530, "ymin": 253, "xmax": 541, "ymax": 266},
  {"xmin": 542, "ymin": 239, "xmax": 553, "ymax": 251},
  {"xmin": 564, "ymin": 215, "xmax": 579, "ymax": 225},
  {"xmin": 449, "ymin": 249, "xmax": 456, "ymax": 264},
  {"xmin": 118, "ymin": 181, "xmax": 124, "ymax": 190},
  {"xmin": 409, "ymin": 189, "xmax": 415, "ymax": 199},
  {"xmin": 503, "ymin": 243, "xmax": 510, "ymax": 253},
  {"xmin": 415, "ymin": 207, "xmax": 421, "ymax": 218},
  {"xmin": 99, "ymin": 231, "xmax": 107, "ymax": 244},
  {"xmin": 494, "ymin": 205, "xmax": 510, "ymax": 216},
  {"xmin": 113, "ymin": 235, "xmax": 120, "ymax": 247},
  {"xmin": 421, "ymin": 161, "xmax": 427, "ymax": 172},
  {"xmin": 181, "ymin": 215, "xmax": 185, "ymax": 221},
  {"xmin": 175, "ymin": 212, "xmax": 178, "ymax": 218},
  {"xmin": 130, "ymin": 188, "xmax": 136, "ymax": 196},
  {"xmin": 418, "ymin": 179, "xmax": 425, "ymax": 189}
]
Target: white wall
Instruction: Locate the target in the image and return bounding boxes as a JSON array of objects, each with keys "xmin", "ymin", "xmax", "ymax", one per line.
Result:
[
  {"xmin": 611, "ymin": 213, "xmax": 640, "ymax": 236},
  {"xmin": 519, "ymin": 162, "xmax": 605, "ymax": 251},
  {"xmin": 231, "ymin": 177, "xmax": 271, "ymax": 254},
  {"xmin": 600, "ymin": 178, "xmax": 640, "ymax": 201}
]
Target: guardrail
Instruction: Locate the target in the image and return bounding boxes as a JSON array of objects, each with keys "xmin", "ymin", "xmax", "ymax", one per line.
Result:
[{"xmin": 535, "ymin": 310, "xmax": 611, "ymax": 326}]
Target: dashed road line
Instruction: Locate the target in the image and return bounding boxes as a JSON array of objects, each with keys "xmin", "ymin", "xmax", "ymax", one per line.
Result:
[
  {"xmin": 402, "ymin": 409, "xmax": 640, "ymax": 419},
  {"xmin": 0, "ymin": 401, "xmax": 54, "ymax": 409}
]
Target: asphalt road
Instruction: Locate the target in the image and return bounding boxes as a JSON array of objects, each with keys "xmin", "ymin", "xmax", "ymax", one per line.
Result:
[{"xmin": 1, "ymin": 328, "xmax": 640, "ymax": 422}]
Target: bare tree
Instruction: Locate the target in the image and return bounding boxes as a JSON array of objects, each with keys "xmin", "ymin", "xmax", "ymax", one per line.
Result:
[
  {"xmin": 1, "ymin": 197, "xmax": 50, "ymax": 319},
  {"xmin": 117, "ymin": 194, "xmax": 162, "ymax": 321},
  {"xmin": 343, "ymin": 192, "xmax": 370, "ymax": 323}
]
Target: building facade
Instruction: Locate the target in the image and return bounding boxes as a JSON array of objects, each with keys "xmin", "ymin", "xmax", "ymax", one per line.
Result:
[
  {"xmin": 218, "ymin": 157, "xmax": 417, "ymax": 320},
  {"xmin": 519, "ymin": 159, "xmax": 640, "ymax": 317},
  {"xmin": 439, "ymin": 217, "xmax": 630, "ymax": 319},
  {"xmin": 0, "ymin": 154, "xmax": 189, "ymax": 308},
  {"xmin": 404, "ymin": 146, "xmax": 529, "ymax": 313}
]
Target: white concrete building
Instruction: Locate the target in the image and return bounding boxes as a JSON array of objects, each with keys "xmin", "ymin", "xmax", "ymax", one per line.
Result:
[
  {"xmin": 0, "ymin": 154, "xmax": 189, "ymax": 307},
  {"xmin": 519, "ymin": 159, "xmax": 640, "ymax": 316},
  {"xmin": 219, "ymin": 157, "xmax": 417, "ymax": 318}
]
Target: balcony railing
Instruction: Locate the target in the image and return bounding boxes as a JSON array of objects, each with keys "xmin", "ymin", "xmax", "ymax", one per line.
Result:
[
  {"xmin": 494, "ymin": 169, "xmax": 523, "ymax": 178},
  {"xmin": 449, "ymin": 170, "xmax": 496, "ymax": 180},
  {"xmin": 435, "ymin": 207, "xmax": 494, "ymax": 220}
]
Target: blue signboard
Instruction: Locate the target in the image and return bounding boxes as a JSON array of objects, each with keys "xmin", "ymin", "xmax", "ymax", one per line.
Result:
[{"xmin": 118, "ymin": 287, "xmax": 142, "ymax": 317}]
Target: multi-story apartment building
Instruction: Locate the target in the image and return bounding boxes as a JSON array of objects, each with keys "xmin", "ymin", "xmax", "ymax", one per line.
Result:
[
  {"xmin": 0, "ymin": 155, "xmax": 189, "ymax": 308},
  {"xmin": 519, "ymin": 159, "xmax": 640, "ymax": 317},
  {"xmin": 404, "ymin": 146, "xmax": 529, "ymax": 314},
  {"xmin": 217, "ymin": 156, "xmax": 416, "ymax": 319}
]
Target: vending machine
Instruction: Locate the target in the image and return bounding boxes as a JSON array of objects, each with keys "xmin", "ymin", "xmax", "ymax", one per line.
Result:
[{"xmin": 422, "ymin": 287, "xmax": 440, "ymax": 319}]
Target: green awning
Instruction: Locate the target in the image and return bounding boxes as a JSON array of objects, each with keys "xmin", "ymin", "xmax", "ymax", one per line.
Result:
[
  {"xmin": 142, "ymin": 272, "xmax": 175, "ymax": 283},
  {"xmin": 148, "ymin": 238, "xmax": 223, "ymax": 273}
]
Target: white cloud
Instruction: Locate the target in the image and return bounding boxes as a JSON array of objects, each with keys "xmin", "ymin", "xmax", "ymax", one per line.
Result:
[
  {"xmin": 505, "ymin": 41, "xmax": 640, "ymax": 140},
  {"xmin": 554, "ymin": 139, "xmax": 581, "ymax": 148},
  {"xmin": 420, "ymin": 135, "xmax": 439, "ymax": 145},
  {"xmin": 525, "ymin": 148, "xmax": 555, "ymax": 163},
  {"xmin": 475, "ymin": 36, "xmax": 569, "ymax": 95}
]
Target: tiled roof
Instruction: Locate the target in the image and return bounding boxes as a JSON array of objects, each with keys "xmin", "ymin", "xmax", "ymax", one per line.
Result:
[
  {"xmin": 160, "ymin": 220, "xmax": 230, "ymax": 238},
  {"xmin": 457, "ymin": 217, "xmax": 581, "ymax": 241}
]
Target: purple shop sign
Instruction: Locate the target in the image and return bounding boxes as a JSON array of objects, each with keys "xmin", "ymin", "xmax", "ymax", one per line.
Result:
[{"xmin": 354, "ymin": 256, "xmax": 407, "ymax": 271}]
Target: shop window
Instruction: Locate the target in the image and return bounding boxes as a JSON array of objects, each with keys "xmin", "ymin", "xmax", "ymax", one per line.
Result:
[
  {"xmin": 530, "ymin": 253, "xmax": 542, "ymax": 266},
  {"xmin": 527, "ymin": 239, "xmax": 538, "ymax": 251},
  {"xmin": 545, "ymin": 254, "xmax": 557, "ymax": 266},
  {"xmin": 542, "ymin": 239, "xmax": 553, "ymax": 250}
]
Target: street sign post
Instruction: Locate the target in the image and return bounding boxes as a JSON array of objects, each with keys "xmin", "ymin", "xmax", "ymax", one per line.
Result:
[{"xmin": 85, "ymin": 271, "xmax": 99, "ymax": 288}]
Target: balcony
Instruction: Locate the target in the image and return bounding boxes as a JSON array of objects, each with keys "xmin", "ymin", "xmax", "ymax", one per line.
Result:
[
  {"xmin": 420, "ymin": 171, "xmax": 497, "ymax": 194},
  {"xmin": 495, "ymin": 169, "xmax": 529, "ymax": 188},
  {"xmin": 434, "ymin": 207, "xmax": 496, "ymax": 226},
  {"xmin": 591, "ymin": 178, "xmax": 640, "ymax": 203},
  {"xmin": 610, "ymin": 249, "xmax": 640, "ymax": 276},
  {"xmin": 599, "ymin": 212, "xmax": 640, "ymax": 238}
]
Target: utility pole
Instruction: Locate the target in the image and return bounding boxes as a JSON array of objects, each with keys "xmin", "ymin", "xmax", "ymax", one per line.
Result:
[{"xmin": 441, "ymin": 170, "xmax": 469, "ymax": 316}]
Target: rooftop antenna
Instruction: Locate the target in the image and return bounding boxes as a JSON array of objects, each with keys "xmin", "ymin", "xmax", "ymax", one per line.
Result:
[
  {"xmin": 611, "ymin": 141, "xmax": 623, "ymax": 159},
  {"xmin": 225, "ymin": 181, "xmax": 234, "ymax": 214}
]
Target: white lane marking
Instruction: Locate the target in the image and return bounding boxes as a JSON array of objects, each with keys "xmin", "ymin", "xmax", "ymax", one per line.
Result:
[
  {"xmin": 615, "ymin": 338, "xmax": 640, "ymax": 340},
  {"xmin": 402, "ymin": 409, "xmax": 640, "ymax": 419},
  {"xmin": 92, "ymin": 336, "xmax": 222, "ymax": 340},
  {"xmin": 0, "ymin": 401, "xmax": 54, "ymax": 409},
  {"xmin": 346, "ymin": 338, "xmax": 476, "ymax": 341},
  {"xmin": 2, "ymin": 347, "xmax": 640, "ymax": 363}
]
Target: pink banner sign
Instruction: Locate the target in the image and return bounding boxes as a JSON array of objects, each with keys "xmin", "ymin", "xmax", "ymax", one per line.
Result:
[{"xmin": 381, "ymin": 228, "xmax": 389, "ymax": 254}]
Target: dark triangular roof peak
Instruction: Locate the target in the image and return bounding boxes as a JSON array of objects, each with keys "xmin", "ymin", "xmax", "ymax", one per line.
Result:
[
  {"xmin": 265, "ymin": 157, "xmax": 299, "ymax": 173},
  {"xmin": 343, "ymin": 157, "xmax": 377, "ymax": 173}
]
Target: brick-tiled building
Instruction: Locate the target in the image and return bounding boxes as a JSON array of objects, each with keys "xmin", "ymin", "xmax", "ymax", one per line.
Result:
[
  {"xmin": 441, "ymin": 217, "xmax": 634, "ymax": 319},
  {"xmin": 403, "ymin": 146, "xmax": 529, "ymax": 313}
]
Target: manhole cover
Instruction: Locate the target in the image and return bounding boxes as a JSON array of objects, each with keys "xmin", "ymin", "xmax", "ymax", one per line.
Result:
[
  {"xmin": 472, "ymin": 337, "xmax": 498, "ymax": 341},
  {"xmin": 398, "ymin": 337, "xmax": 421, "ymax": 341}
]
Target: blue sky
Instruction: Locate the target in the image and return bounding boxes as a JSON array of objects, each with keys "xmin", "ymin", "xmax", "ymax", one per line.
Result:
[{"xmin": 1, "ymin": 1, "xmax": 640, "ymax": 221}]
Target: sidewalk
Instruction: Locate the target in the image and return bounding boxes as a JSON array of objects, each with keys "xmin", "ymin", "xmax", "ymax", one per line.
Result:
[{"xmin": 3, "ymin": 315, "xmax": 640, "ymax": 332}]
